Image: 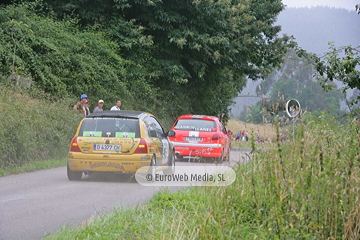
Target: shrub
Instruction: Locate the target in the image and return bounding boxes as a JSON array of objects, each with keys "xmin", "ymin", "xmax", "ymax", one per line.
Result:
[{"xmin": 0, "ymin": 84, "xmax": 82, "ymax": 168}]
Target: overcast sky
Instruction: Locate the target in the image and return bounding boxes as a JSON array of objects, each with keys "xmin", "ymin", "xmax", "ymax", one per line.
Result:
[{"xmin": 282, "ymin": 0, "xmax": 359, "ymax": 11}]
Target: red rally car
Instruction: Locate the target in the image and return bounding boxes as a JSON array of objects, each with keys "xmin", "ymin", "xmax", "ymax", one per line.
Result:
[{"xmin": 167, "ymin": 115, "xmax": 231, "ymax": 162}]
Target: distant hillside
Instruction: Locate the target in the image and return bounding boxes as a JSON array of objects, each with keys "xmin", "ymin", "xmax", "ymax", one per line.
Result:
[{"xmin": 231, "ymin": 6, "xmax": 359, "ymax": 118}]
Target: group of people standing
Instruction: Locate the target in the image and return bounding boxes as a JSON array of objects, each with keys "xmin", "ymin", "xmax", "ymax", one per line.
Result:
[
  {"xmin": 233, "ymin": 130, "xmax": 265, "ymax": 143},
  {"xmin": 73, "ymin": 94, "xmax": 122, "ymax": 117},
  {"xmin": 234, "ymin": 130, "xmax": 249, "ymax": 141}
]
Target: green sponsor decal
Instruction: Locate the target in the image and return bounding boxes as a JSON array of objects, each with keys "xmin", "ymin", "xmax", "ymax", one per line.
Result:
[
  {"xmin": 83, "ymin": 131, "xmax": 102, "ymax": 137},
  {"xmin": 116, "ymin": 132, "xmax": 135, "ymax": 138}
]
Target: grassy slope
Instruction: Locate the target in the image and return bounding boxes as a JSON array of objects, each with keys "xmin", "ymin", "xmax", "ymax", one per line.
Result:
[
  {"xmin": 226, "ymin": 119, "xmax": 284, "ymax": 142},
  {"xmin": 45, "ymin": 115, "xmax": 360, "ymax": 240},
  {"xmin": 0, "ymin": 85, "xmax": 82, "ymax": 176}
]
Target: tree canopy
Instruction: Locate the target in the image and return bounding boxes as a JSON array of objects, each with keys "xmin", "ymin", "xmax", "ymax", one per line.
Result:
[
  {"xmin": 1, "ymin": 0, "xmax": 292, "ymax": 121},
  {"xmin": 239, "ymin": 50, "xmax": 344, "ymax": 124}
]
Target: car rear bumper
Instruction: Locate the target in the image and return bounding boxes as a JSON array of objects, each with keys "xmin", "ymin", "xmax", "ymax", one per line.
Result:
[
  {"xmin": 68, "ymin": 152, "xmax": 152, "ymax": 173},
  {"xmin": 172, "ymin": 142, "xmax": 223, "ymax": 157}
]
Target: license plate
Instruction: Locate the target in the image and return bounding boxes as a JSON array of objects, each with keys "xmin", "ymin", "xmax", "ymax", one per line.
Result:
[
  {"xmin": 184, "ymin": 137, "xmax": 202, "ymax": 142},
  {"xmin": 94, "ymin": 144, "xmax": 121, "ymax": 151}
]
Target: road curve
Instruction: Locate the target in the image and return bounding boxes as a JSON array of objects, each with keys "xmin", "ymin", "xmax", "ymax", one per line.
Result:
[{"xmin": 0, "ymin": 149, "xmax": 249, "ymax": 240}]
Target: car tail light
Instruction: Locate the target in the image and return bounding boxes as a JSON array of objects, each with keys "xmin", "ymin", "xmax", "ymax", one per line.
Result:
[
  {"xmin": 70, "ymin": 137, "xmax": 81, "ymax": 152},
  {"xmin": 134, "ymin": 139, "xmax": 148, "ymax": 153},
  {"xmin": 212, "ymin": 133, "xmax": 222, "ymax": 140}
]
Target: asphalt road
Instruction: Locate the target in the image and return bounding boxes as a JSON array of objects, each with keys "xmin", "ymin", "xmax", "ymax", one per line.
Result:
[{"xmin": 0, "ymin": 149, "xmax": 249, "ymax": 240}]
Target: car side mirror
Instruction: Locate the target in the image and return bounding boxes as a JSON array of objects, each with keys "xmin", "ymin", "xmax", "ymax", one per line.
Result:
[{"xmin": 167, "ymin": 130, "xmax": 175, "ymax": 137}]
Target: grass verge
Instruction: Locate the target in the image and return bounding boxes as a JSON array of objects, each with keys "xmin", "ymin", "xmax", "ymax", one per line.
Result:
[{"xmin": 0, "ymin": 158, "xmax": 67, "ymax": 177}]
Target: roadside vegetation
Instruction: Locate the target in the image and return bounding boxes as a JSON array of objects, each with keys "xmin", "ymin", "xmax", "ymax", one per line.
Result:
[
  {"xmin": 227, "ymin": 118, "xmax": 284, "ymax": 144},
  {"xmin": 45, "ymin": 114, "xmax": 360, "ymax": 240},
  {"xmin": 0, "ymin": 84, "xmax": 82, "ymax": 176},
  {"xmin": 0, "ymin": 1, "xmax": 291, "ymax": 123}
]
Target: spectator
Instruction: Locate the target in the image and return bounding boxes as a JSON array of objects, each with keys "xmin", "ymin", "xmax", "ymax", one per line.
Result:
[
  {"xmin": 227, "ymin": 129, "xmax": 233, "ymax": 139},
  {"xmin": 280, "ymin": 132, "xmax": 285, "ymax": 142},
  {"xmin": 73, "ymin": 94, "xmax": 88, "ymax": 116},
  {"xmin": 93, "ymin": 99, "xmax": 104, "ymax": 112},
  {"xmin": 110, "ymin": 99, "xmax": 121, "ymax": 110},
  {"xmin": 84, "ymin": 100, "xmax": 90, "ymax": 116},
  {"xmin": 235, "ymin": 131, "xmax": 241, "ymax": 141}
]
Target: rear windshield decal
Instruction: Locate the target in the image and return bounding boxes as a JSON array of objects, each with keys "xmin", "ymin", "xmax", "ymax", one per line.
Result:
[
  {"xmin": 116, "ymin": 132, "xmax": 136, "ymax": 138},
  {"xmin": 83, "ymin": 131, "xmax": 102, "ymax": 137},
  {"xmin": 174, "ymin": 119, "xmax": 217, "ymax": 132},
  {"xmin": 80, "ymin": 118, "xmax": 140, "ymax": 137},
  {"xmin": 175, "ymin": 126, "xmax": 215, "ymax": 132}
]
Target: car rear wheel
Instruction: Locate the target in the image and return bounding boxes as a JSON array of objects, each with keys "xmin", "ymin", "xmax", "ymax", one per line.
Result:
[
  {"xmin": 213, "ymin": 157, "xmax": 223, "ymax": 164},
  {"xmin": 164, "ymin": 152, "xmax": 175, "ymax": 175},
  {"xmin": 175, "ymin": 154, "xmax": 183, "ymax": 161},
  {"xmin": 67, "ymin": 163, "xmax": 82, "ymax": 181},
  {"xmin": 213, "ymin": 149, "xmax": 226, "ymax": 164}
]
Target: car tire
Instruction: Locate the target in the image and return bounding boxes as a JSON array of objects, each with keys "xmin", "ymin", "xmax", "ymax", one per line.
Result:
[
  {"xmin": 176, "ymin": 154, "xmax": 183, "ymax": 161},
  {"xmin": 67, "ymin": 163, "xmax": 82, "ymax": 181},
  {"xmin": 164, "ymin": 152, "xmax": 175, "ymax": 175},
  {"xmin": 213, "ymin": 157, "xmax": 223, "ymax": 164}
]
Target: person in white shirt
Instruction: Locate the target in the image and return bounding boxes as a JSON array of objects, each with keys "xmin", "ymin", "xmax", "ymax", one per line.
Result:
[{"xmin": 110, "ymin": 99, "xmax": 121, "ymax": 110}]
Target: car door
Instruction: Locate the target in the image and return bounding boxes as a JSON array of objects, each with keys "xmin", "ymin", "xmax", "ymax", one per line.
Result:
[{"xmin": 144, "ymin": 116, "xmax": 170, "ymax": 165}]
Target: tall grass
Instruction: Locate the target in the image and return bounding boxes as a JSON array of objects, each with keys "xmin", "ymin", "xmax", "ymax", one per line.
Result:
[
  {"xmin": 0, "ymin": 84, "xmax": 82, "ymax": 171},
  {"xmin": 46, "ymin": 113, "xmax": 359, "ymax": 239}
]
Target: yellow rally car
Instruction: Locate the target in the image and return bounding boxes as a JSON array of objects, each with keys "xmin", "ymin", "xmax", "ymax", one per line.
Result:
[{"xmin": 67, "ymin": 110, "xmax": 175, "ymax": 181}]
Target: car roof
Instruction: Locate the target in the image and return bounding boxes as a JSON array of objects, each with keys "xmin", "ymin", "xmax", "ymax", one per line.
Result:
[
  {"xmin": 86, "ymin": 110, "xmax": 152, "ymax": 119},
  {"xmin": 177, "ymin": 115, "xmax": 219, "ymax": 121}
]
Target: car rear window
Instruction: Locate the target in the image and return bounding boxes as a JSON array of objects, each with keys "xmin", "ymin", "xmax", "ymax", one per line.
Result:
[
  {"xmin": 79, "ymin": 118, "xmax": 140, "ymax": 138},
  {"xmin": 174, "ymin": 119, "xmax": 217, "ymax": 132}
]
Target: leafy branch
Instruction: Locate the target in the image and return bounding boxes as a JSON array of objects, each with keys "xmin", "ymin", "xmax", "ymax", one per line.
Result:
[
  {"xmin": 6, "ymin": 19, "xmax": 33, "ymax": 84},
  {"xmin": 296, "ymin": 42, "xmax": 360, "ymax": 98}
]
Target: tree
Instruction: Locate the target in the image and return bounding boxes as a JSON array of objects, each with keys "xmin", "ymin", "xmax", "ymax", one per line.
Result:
[
  {"xmin": 296, "ymin": 42, "xmax": 360, "ymax": 117},
  {"xmin": 297, "ymin": 43, "xmax": 360, "ymax": 93},
  {"xmin": 252, "ymin": 50, "xmax": 343, "ymax": 119},
  {"xmin": 270, "ymin": 76, "xmax": 342, "ymax": 114},
  {"xmin": 4, "ymin": 19, "xmax": 33, "ymax": 86},
  {"xmin": 0, "ymin": 4, "xmax": 139, "ymax": 107},
  {"xmin": 2, "ymin": 0, "xmax": 293, "ymax": 121},
  {"xmin": 39, "ymin": 0, "xmax": 293, "ymax": 117}
]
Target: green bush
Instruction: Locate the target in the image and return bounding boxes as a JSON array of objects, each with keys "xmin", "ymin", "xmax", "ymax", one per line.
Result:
[{"xmin": 0, "ymin": 84, "xmax": 82, "ymax": 168}]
